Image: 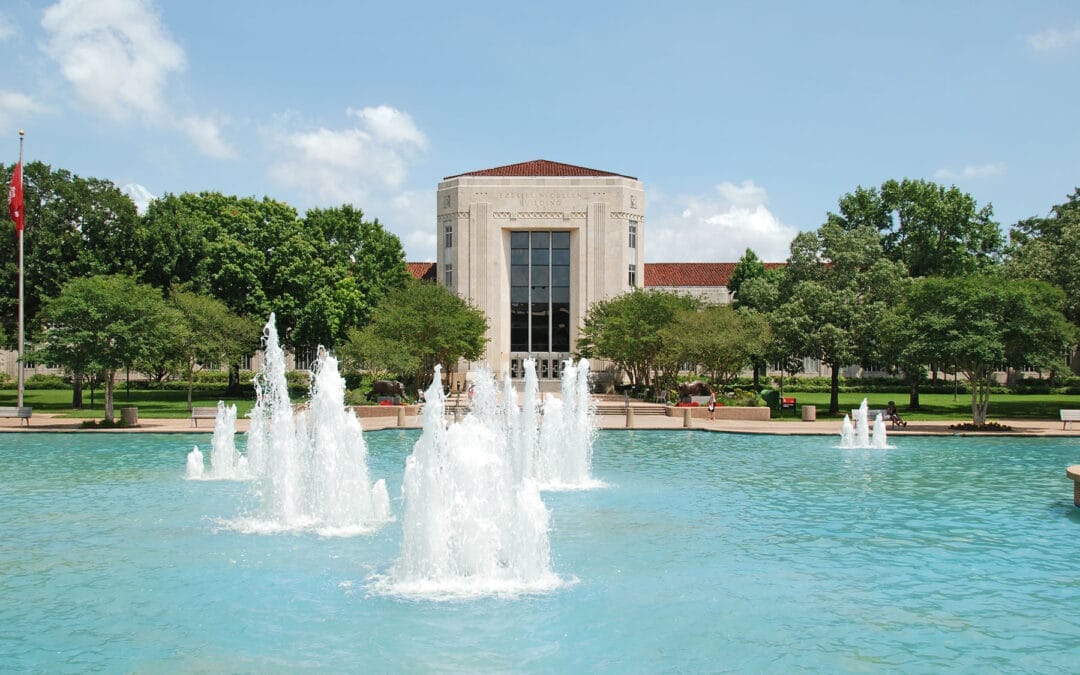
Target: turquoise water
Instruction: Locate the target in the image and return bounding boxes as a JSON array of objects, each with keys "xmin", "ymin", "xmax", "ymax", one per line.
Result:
[{"xmin": 2, "ymin": 430, "xmax": 1079, "ymax": 672}]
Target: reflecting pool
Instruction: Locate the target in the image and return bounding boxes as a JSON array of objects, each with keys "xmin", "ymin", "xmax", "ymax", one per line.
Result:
[{"xmin": 2, "ymin": 431, "xmax": 1079, "ymax": 671}]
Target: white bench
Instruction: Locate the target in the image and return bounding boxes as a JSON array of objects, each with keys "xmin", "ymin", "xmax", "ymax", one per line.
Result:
[
  {"xmin": 1061, "ymin": 409, "xmax": 1080, "ymax": 430},
  {"xmin": 852, "ymin": 409, "xmax": 889, "ymax": 421},
  {"xmin": 190, "ymin": 407, "xmax": 217, "ymax": 427},
  {"xmin": 0, "ymin": 406, "xmax": 31, "ymax": 426}
]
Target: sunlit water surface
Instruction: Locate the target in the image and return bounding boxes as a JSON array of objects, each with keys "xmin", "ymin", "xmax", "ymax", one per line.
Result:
[{"xmin": 2, "ymin": 431, "xmax": 1079, "ymax": 672}]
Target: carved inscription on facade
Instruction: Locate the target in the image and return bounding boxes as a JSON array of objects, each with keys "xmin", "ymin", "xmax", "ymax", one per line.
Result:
[{"xmin": 496, "ymin": 191, "xmax": 580, "ymax": 210}]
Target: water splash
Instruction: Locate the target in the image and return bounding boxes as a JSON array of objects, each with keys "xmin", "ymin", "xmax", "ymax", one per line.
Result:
[
  {"xmin": 185, "ymin": 445, "xmax": 204, "ymax": 479},
  {"xmin": 535, "ymin": 359, "xmax": 599, "ymax": 490},
  {"xmin": 377, "ymin": 360, "xmax": 597, "ymax": 599},
  {"xmin": 839, "ymin": 398, "xmax": 889, "ymax": 449},
  {"xmin": 185, "ymin": 401, "xmax": 246, "ymax": 480},
  {"xmin": 224, "ymin": 314, "xmax": 390, "ymax": 536}
]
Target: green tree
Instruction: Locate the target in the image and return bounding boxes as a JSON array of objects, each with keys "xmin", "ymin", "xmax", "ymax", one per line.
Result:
[
  {"xmin": 662, "ymin": 304, "xmax": 770, "ymax": 390},
  {"xmin": 777, "ymin": 223, "xmax": 907, "ymax": 415},
  {"xmin": 576, "ymin": 289, "xmax": 699, "ymax": 394},
  {"xmin": 340, "ymin": 280, "xmax": 488, "ymax": 391},
  {"xmin": 169, "ymin": 288, "xmax": 261, "ymax": 408},
  {"xmin": 729, "ymin": 248, "xmax": 766, "ymax": 307},
  {"xmin": 36, "ymin": 274, "xmax": 178, "ymax": 422},
  {"xmin": 140, "ymin": 195, "xmax": 408, "ymax": 353},
  {"xmin": 0, "ymin": 161, "xmax": 142, "ymax": 348},
  {"xmin": 1007, "ymin": 189, "xmax": 1080, "ymax": 372},
  {"xmin": 829, "ymin": 179, "xmax": 1002, "ymax": 278},
  {"xmin": 904, "ymin": 276, "xmax": 1074, "ymax": 424}
]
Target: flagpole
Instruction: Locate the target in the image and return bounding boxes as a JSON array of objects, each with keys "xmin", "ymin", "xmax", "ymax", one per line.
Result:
[{"xmin": 16, "ymin": 130, "xmax": 24, "ymax": 410}]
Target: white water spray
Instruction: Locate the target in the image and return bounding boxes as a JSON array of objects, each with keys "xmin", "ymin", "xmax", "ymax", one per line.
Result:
[
  {"xmin": 839, "ymin": 398, "xmax": 889, "ymax": 449},
  {"xmin": 228, "ymin": 314, "xmax": 390, "ymax": 535},
  {"xmin": 381, "ymin": 358, "xmax": 596, "ymax": 598},
  {"xmin": 185, "ymin": 401, "xmax": 246, "ymax": 480}
]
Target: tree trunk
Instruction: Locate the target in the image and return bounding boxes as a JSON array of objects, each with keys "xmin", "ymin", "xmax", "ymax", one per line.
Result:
[
  {"xmin": 969, "ymin": 368, "xmax": 990, "ymax": 425},
  {"xmin": 72, "ymin": 370, "xmax": 84, "ymax": 408},
  {"xmin": 907, "ymin": 376, "xmax": 920, "ymax": 410},
  {"xmin": 752, "ymin": 363, "xmax": 760, "ymax": 390},
  {"xmin": 104, "ymin": 369, "xmax": 116, "ymax": 423},
  {"xmin": 829, "ymin": 364, "xmax": 840, "ymax": 416},
  {"xmin": 227, "ymin": 363, "xmax": 241, "ymax": 396},
  {"xmin": 187, "ymin": 358, "xmax": 195, "ymax": 411}
]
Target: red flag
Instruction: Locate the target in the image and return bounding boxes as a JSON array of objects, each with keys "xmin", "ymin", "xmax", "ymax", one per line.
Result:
[{"xmin": 8, "ymin": 162, "xmax": 23, "ymax": 232}]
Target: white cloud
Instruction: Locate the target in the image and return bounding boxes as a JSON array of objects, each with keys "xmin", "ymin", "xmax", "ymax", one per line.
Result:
[
  {"xmin": 386, "ymin": 189, "xmax": 437, "ymax": 261},
  {"xmin": 0, "ymin": 14, "xmax": 15, "ymax": 41},
  {"xmin": 176, "ymin": 114, "xmax": 237, "ymax": 160},
  {"xmin": 265, "ymin": 106, "xmax": 428, "ymax": 204},
  {"xmin": 348, "ymin": 106, "xmax": 429, "ymax": 149},
  {"xmin": 933, "ymin": 162, "xmax": 1006, "ymax": 181},
  {"xmin": 120, "ymin": 182, "xmax": 156, "ymax": 213},
  {"xmin": 40, "ymin": 0, "xmax": 234, "ymax": 160},
  {"xmin": 646, "ymin": 181, "xmax": 799, "ymax": 263},
  {"xmin": 41, "ymin": 0, "xmax": 185, "ymax": 121},
  {"xmin": 0, "ymin": 90, "xmax": 50, "ymax": 131},
  {"xmin": 1028, "ymin": 25, "xmax": 1080, "ymax": 52}
]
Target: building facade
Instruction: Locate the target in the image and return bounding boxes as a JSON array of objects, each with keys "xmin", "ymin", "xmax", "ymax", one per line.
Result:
[{"xmin": 436, "ymin": 160, "xmax": 644, "ymax": 379}]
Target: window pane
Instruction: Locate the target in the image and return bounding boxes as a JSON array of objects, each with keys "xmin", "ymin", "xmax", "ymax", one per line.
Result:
[
  {"xmin": 531, "ymin": 247, "xmax": 549, "ymax": 265},
  {"xmin": 551, "ymin": 286, "xmax": 570, "ymax": 302},
  {"xmin": 511, "ymin": 248, "xmax": 528, "ymax": 265},
  {"xmin": 511, "ymin": 231, "xmax": 529, "ymax": 248},
  {"xmin": 531, "ymin": 303, "xmax": 549, "ymax": 353},
  {"xmin": 551, "ymin": 248, "xmax": 570, "ymax": 265},
  {"xmin": 551, "ymin": 265, "xmax": 569, "ymax": 286},
  {"xmin": 552, "ymin": 231, "xmax": 570, "ymax": 248},
  {"xmin": 511, "ymin": 265, "xmax": 528, "ymax": 285},
  {"xmin": 531, "ymin": 285, "xmax": 549, "ymax": 302},
  {"xmin": 511, "ymin": 303, "xmax": 529, "ymax": 352},
  {"xmin": 552, "ymin": 303, "xmax": 570, "ymax": 351},
  {"xmin": 531, "ymin": 231, "xmax": 549, "ymax": 248},
  {"xmin": 511, "ymin": 285, "xmax": 528, "ymax": 302}
]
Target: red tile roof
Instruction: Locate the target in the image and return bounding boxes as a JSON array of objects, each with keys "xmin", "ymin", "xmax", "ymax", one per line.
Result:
[
  {"xmin": 408, "ymin": 261, "xmax": 784, "ymax": 288},
  {"xmin": 644, "ymin": 262, "xmax": 784, "ymax": 287},
  {"xmin": 445, "ymin": 159, "xmax": 636, "ymax": 180},
  {"xmin": 407, "ymin": 262, "xmax": 437, "ymax": 281}
]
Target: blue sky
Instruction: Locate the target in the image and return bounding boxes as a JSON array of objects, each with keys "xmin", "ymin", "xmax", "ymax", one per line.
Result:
[{"xmin": 2, "ymin": 1, "xmax": 1078, "ymax": 263}]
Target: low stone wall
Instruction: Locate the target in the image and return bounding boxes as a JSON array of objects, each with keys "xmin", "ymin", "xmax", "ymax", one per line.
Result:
[
  {"xmin": 351, "ymin": 405, "xmax": 420, "ymax": 418},
  {"xmin": 665, "ymin": 405, "xmax": 771, "ymax": 420}
]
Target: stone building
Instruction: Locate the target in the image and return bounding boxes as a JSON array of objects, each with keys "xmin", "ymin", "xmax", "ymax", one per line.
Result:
[{"xmin": 434, "ymin": 160, "xmax": 645, "ymax": 380}]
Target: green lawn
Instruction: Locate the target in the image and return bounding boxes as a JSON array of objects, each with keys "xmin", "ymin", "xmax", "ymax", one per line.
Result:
[
  {"xmin": 4, "ymin": 387, "xmax": 1078, "ymax": 422},
  {"xmin": 772, "ymin": 391, "xmax": 1080, "ymax": 421},
  {"xmin": 0, "ymin": 387, "xmax": 256, "ymax": 419}
]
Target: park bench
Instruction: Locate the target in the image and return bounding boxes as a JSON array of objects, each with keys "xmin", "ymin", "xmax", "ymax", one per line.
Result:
[
  {"xmin": 1061, "ymin": 409, "xmax": 1080, "ymax": 430},
  {"xmin": 852, "ymin": 409, "xmax": 890, "ymax": 423},
  {"xmin": 0, "ymin": 406, "xmax": 32, "ymax": 426},
  {"xmin": 190, "ymin": 407, "xmax": 218, "ymax": 427}
]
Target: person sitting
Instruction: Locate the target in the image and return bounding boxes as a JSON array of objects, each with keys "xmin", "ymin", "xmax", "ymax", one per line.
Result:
[{"xmin": 886, "ymin": 401, "xmax": 907, "ymax": 428}]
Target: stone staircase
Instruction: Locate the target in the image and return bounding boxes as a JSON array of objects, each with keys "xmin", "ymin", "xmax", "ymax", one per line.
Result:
[{"xmin": 593, "ymin": 398, "xmax": 667, "ymax": 416}]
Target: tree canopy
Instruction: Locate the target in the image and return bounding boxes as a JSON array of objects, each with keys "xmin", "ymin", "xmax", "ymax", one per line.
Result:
[
  {"xmin": 576, "ymin": 289, "xmax": 700, "ymax": 394},
  {"xmin": 903, "ymin": 275, "xmax": 1074, "ymax": 424},
  {"xmin": 140, "ymin": 194, "xmax": 408, "ymax": 352},
  {"xmin": 0, "ymin": 161, "xmax": 142, "ymax": 348},
  {"xmin": 340, "ymin": 280, "xmax": 488, "ymax": 391},
  {"xmin": 36, "ymin": 274, "xmax": 177, "ymax": 422},
  {"xmin": 168, "ymin": 288, "xmax": 261, "ymax": 407},
  {"xmin": 662, "ymin": 304, "xmax": 771, "ymax": 389},
  {"xmin": 829, "ymin": 179, "xmax": 1002, "ymax": 278},
  {"xmin": 776, "ymin": 223, "xmax": 908, "ymax": 414},
  {"xmin": 1008, "ymin": 189, "xmax": 1080, "ymax": 350}
]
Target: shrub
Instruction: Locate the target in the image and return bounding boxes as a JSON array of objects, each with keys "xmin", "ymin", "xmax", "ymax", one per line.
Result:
[
  {"xmin": 722, "ymin": 387, "xmax": 763, "ymax": 407},
  {"xmin": 24, "ymin": 374, "xmax": 70, "ymax": 389}
]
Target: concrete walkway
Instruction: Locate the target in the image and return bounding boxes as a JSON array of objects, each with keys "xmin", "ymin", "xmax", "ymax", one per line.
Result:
[{"xmin": 1, "ymin": 410, "xmax": 1076, "ymax": 437}]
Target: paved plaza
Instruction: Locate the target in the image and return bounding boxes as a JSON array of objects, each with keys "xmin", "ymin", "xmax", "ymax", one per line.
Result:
[{"xmin": 1, "ymin": 409, "xmax": 1075, "ymax": 437}]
